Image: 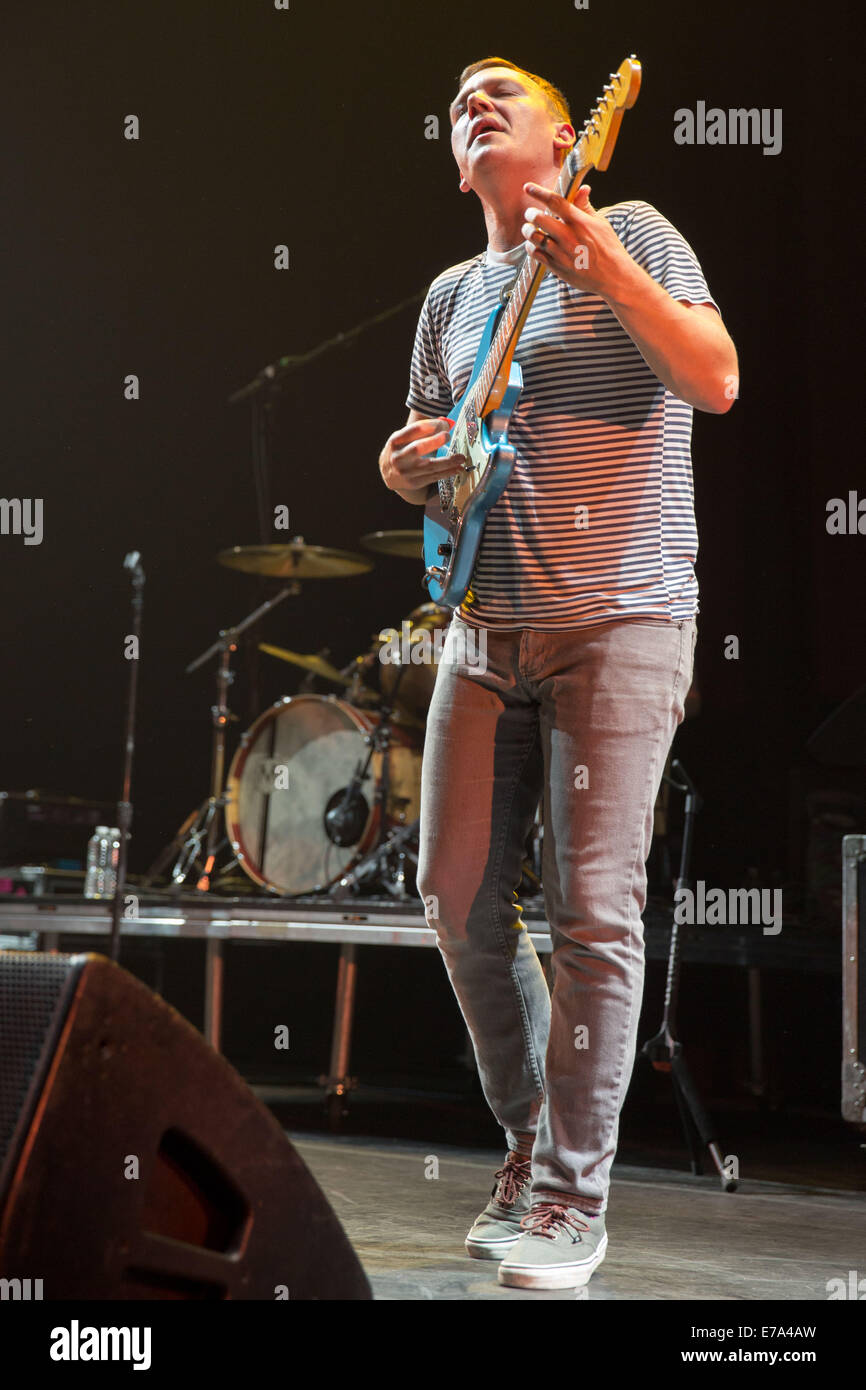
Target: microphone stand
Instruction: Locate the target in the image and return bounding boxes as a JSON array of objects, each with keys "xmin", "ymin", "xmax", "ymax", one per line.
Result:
[
  {"xmin": 186, "ymin": 584, "xmax": 299, "ymax": 891},
  {"xmin": 227, "ymin": 290, "xmax": 428, "ymax": 406},
  {"xmin": 640, "ymin": 759, "xmax": 737, "ymax": 1191},
  {"xmin": 109, "ymin": 551, "xmax": 144, "ymax": 963},
  {"xmin": 227, "ymin": 290, "xmax": 428, "ymax": 561},
  {"xmin": 226, "ymin": 292, "xmax": 428, "ymax": 734}
]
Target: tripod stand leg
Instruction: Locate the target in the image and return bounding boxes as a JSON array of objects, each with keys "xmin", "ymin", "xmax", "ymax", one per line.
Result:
[
  {"xmin": 671, "ymin": 1052, "xmax": 738, "ymax": 1191},
  {"xmin": 141, "ymin": 804, "xmax": 204, "ymax": 887},
  {"xmin": 204, "ymin": 937, "xmax": 224, "ymax": 1053},
  {"xmin": 670, "ymin": 1065, "xmax": 705, "ymax": 1176},
  {"xmin": 323, "ymin": 944, "xmax": 358, "ymax": 1131}
]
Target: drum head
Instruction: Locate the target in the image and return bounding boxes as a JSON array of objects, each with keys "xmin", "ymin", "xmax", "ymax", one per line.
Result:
[{"xmin": 226, "ymin": 695, "xmax": 421, "ymax": 896}]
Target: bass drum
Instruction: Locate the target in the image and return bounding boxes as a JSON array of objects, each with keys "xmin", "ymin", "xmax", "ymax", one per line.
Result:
[{"xmin": 225, "ymin": 694, "xmax": 422, "ymax": 896}]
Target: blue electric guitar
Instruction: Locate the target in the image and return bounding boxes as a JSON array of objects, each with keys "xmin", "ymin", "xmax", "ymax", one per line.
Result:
[{"xmin": 422, "ymin": 55, "xmax": 642, "ymax": 609}]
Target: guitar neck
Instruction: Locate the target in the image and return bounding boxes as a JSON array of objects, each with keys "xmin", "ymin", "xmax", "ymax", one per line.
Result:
[
  {"xmin": 470, "ymin": 49, "xmax": 644, "ymax": 418},
  {"xmin": 474, "ymin": 143, "xmax": 591, "ymax": 416}
]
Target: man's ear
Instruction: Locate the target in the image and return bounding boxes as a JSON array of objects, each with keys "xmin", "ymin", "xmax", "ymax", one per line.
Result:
[
  {"xmin": 553, "ymin": 122, "xmax": 576, "ymax": 159},
  {"xmin": 459, "ymin": 176, "xmax": 472, "ymax": 193}
]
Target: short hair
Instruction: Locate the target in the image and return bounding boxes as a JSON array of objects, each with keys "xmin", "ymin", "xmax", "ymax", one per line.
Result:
[{"xmin": 455, "ymin": 57, "xmax": 571, "ymax": 125}]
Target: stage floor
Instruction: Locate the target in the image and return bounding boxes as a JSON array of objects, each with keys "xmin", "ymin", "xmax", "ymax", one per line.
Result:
[{"xmin": 289, "ymin": 1133, "xmax": 866, "ymax": 1301}]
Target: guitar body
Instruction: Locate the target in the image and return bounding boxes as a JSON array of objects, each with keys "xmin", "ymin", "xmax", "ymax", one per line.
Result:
[{"xmin": 422, "ymin": 304, "xmax": 523, "ymax": 609}]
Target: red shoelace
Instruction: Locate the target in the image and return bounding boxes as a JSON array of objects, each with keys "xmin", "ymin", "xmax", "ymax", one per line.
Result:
[
  {"xmin": 493, "ymin": 1156, "xmax": 532, "ymax": 1206},
  {"xmin": 520, "ymin": 1204, "xmax": 592, "ymax": 1240}
]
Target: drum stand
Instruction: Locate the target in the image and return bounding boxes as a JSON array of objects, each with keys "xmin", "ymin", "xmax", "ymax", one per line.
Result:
[
  {"xmin": 328, "ymin": 661, "xmax": 419, "ymax": 900},
  {"xmin": 330, "ymin": 817, "xmax": 420, "ymax": 901},
  {"xmin": 143, "ymin": 584, "xmax": 298, "ymax": 891},
  {"xmin": 639, "ymin": 759, "xmax": 738, "ymax": 1192}
]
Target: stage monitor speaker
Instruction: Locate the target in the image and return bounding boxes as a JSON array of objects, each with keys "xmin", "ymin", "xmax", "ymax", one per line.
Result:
[
  {"xmin": 0, "ymin": 951, "xmax": 371, "ymax": 1299},
  {"xmin": 842, "ymin": 835, "xmax": 866, "ymax": 1130}
]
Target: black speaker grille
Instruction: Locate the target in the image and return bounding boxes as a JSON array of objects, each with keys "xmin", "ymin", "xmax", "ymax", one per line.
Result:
[{"xmin": 0, "ymin": 952, "xmax": 87, "ymax": 1203}]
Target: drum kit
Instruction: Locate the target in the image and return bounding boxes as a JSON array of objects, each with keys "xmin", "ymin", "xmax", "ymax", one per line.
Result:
[
  {"xmin": 145, "ymin": 528, "xmax": 690, "ymax": 902},
  {"xmin": 145, "ymin": 532, "xmax": 453, "ymax": 900}
]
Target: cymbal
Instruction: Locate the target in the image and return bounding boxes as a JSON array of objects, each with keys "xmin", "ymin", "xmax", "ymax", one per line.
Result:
[
  {"xmin": 218, "ymin": 541, "xmax": 374, "ymax": 579},
  {"xmin": 360, "ymin": 529, "xmax": 424, "ymax": 560},
  {"xmin": 258, "ymin": 643, "xmax": 352, "ymax": 686}
]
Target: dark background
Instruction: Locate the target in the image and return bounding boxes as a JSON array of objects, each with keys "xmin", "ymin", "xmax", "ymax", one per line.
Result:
[{"xmin": 1, "ymin": 1, "xmax": 863, "ymax": 1130}]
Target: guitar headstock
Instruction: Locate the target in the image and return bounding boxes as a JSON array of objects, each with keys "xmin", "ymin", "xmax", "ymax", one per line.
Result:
[{"xmin": 567, "ymin": 55, "xmax": 641, "ymax": 180}]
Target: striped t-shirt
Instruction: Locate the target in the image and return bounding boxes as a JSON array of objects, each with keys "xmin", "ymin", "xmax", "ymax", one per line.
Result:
[{"xmin": 405, "ymin": 200, "xmax": 719, "ymax": 631}]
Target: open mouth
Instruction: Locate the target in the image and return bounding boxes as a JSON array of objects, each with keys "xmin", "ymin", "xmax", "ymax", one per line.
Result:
[{"xmin": 469, "ymin": 119, "xmax": 503, "ymax": 147}]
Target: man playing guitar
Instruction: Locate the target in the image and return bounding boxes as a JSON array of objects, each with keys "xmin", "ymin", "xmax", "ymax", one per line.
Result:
[{"xmin": 378, "ymin": 56, "xmax": 737, "ymax": 1291}]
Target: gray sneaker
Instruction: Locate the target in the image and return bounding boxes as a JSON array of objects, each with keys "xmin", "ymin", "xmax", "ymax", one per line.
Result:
[
  {"xmin": 465, "ymin": 1153, "xmax": 533, "ymax": 1260},
  {"xmin": 497, "ymin": 1203, "xmax": 608, "ymax": 1289}
]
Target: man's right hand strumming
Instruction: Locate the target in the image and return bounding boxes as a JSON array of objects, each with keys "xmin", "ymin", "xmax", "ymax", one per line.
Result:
[{"xmin": 379, "ymin": 409, "xmax": 467, "ymax": 505}]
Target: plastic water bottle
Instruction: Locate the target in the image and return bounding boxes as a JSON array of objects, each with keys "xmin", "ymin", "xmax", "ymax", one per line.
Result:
[{"xmin": 84, "ymin": 826, "xmax": 120, "ymax": 899}]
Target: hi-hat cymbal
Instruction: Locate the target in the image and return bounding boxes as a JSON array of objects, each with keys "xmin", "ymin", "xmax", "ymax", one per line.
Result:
[
  {"xmin": 360, "ymin": 529, "xmax": 424, "ymax": 560},
  {"xmin": 258, "ymin": 643, "xmax": 352, "ymax": 685},
  {"xmin": 218, "ymin": 540, "xmax": 374, "ymax": 579}
]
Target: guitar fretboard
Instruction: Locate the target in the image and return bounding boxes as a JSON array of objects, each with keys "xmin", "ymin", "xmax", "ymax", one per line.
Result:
[{"xmin": 472, "ymin": 139, "xmax": 588, "ymax": 415}]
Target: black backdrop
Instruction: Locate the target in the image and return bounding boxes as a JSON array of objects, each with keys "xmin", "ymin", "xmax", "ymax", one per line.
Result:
[{"xmin": 1, "ymin": 0, "xmax": 862, "ymax": 887}]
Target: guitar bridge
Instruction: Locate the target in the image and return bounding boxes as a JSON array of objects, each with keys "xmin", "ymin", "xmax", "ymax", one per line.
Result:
[{"xmin": 422, "ymin": 564, "xmax": 446, "ymax": 591}]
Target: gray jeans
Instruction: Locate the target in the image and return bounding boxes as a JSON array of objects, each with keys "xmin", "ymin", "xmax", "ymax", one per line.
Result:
[{"xmin": 416, "ymin": 614, "xmax": 697, "ymax": 1214}]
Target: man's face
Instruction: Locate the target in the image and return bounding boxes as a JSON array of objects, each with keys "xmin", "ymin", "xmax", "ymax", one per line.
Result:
[{"xmin": 449, "ymin": 66, "xmax": 572, "ymax": 193}]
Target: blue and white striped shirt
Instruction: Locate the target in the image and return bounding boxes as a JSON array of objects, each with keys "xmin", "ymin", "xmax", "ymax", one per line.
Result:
[{"xmin": 405, "ymin": 200, "xmax": 718, "ymax": 630}]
